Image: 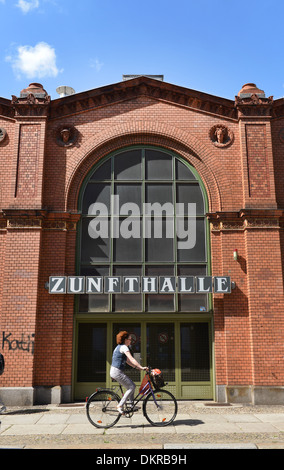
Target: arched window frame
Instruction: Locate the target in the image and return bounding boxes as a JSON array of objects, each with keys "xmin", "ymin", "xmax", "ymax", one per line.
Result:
[{"xmin": 76, "ymin": 146, "xmax": 211, "ymax": 314}]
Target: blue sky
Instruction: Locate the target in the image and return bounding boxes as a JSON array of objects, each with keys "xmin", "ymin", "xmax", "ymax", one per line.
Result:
[{"xmin": 1, "ymin": 0, "xmax": 283, "ymax": 101}]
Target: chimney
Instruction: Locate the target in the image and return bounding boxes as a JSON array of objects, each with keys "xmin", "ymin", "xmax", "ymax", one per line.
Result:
[{"xmin": 56, "ymin": 86, "xmax": 75, "ymax": 98}]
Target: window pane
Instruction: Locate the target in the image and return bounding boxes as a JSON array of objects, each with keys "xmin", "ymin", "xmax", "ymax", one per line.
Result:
[
  {"xmin": 176, "ymin": 183, "xmax": 204, "ymax": 215},
  {"xmin": 82, "ymin": 183, "xmax": 111, "ymax": 214},
  {"xmin": 178, "ymin": 294, "xmax": 208, "ymax": 312},
  {"xmin": 178, "ymin": 265, "xmax": 207, "ymax": 276},
  {"xmin": 114, "ymin": 150, "xmax": 142, "ymax": 180},
  {"xmin": 175, "ymin": 159, "xmax": 196, "ymax": 180},
  {"xmin": 77, "ymin": 323, "xmax": 107, "ymax": 382},
  {"xmin": 146, "ymin": 323, "xmax": 175, "ymax": 381},
  {"xmin": 90, "ymin": 159, "xmax": 111, "ymax": 180},
  {"xmin": 145, "ymin": 218, "xmax": 174, "ymax": 262},
  {"xmin": 81, "ymin": 217, "xmax": 110, "ymax": 263},
  {"xmin": 145, "ymin": 184, "xmax": 173, "ymax": 206},
  {"xmin": 177, "ymin": 218, "xmax": 206, "ymax": 262},
  {"xmin": 177, "ymin": 265, "xmax": 208, "ymax": 312},
  {"xmin": 145, "ymin": 149, "xmax": 172, "ymax": 180},
  {"xmin": 113, "ymin": 218, "xmax": 142, "ymax": 261},
  {"xmin": 79, "ymin": 266, "xmax": 109, "ymax": 312},
  {"xmin": 112, "ymin": 266, "xmax": 142, "ymax": 312},
  {"xmin": 145, "ymin": 266, "xmax": 175, "ymax": 311},
  {"xmin": 180, "ymin": 323, "xmax": 210, "ymax": 381},
  {"xmin": 114, "ymin": 183, "xmax": 142, "ymax": 211}
]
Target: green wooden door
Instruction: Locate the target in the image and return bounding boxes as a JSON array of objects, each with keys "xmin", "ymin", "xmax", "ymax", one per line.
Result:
[{"xmin": 74, "ymin": 318, "xmax": 213, "ymax": 400}]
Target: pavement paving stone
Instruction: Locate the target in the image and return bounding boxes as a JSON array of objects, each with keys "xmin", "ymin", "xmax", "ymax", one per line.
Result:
[
  {"xmin": 175, "ymin": 423, "xmax": 243, "ymax": 434},
  {"xmin": 36, "ymin": 413, "xmax": 70, "ymax": 425},
  {"xmin": 62, "ymin": 424, "xmax": 104, "ymax": 435},
  {"xmin": 0, "ymin": 425, "xmax": 11, "ymax": 434},
  {"xmin": 0, "ymin": 413, "xmax": 45, "ymax": 425},
  {"xmin": 257, "ymin": 414, "xmax": 284, "ymax": 422},
  {"xmin": 1, "ymin": 424, "xmax": 67, "ymax": 436},
  {"xmin": 186, "ymin": 413, "xmax": 229, "ymax": 423},
  {"xmin": 236, "ymin": 422, "xmax": 280, "ymax": 433},
  {"xmin": 272, "ymin": 423, "xmax": 284, "ymax": 432},
  {"xmin": 223, "ymin": 414, "xmax": 262, "ymax": 423},
  {"xmin": 66, "ymin": 414, "xmax": 90, "ymax": 424}
]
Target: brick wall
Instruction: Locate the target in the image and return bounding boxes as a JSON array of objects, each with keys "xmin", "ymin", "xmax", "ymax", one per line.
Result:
[{"xmin": 0, "ymin": 224, "xmax": 41, "ymax": 386}]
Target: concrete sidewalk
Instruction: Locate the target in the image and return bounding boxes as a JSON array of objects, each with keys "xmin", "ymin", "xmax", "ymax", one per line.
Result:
[{"xmin": 1, "ymin": 401, "xmax": 284, "ymax": 449}]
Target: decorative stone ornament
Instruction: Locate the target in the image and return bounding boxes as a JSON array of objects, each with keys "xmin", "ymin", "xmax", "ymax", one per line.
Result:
[
  {"xmin": 11, "ymin": 83, "xmax": 50, "ymax": 117},
  {"xmin": 235, "ymin": 83, "xmax": 273, "ymax": 118},
  {"xmin": 209, "ymin": 124, "xmax": 234, "ymax": 148},
  {"xmin": 56, "ymin": 125, "xmax": 77, "ymax": 147},
  {"xmin": 0, "ymin": 127, "xmax": 7, "ymax": 144}
]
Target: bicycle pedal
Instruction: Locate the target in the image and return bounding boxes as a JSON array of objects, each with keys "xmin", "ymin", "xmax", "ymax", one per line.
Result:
[{"xmin": 125, "ymin": 405, "xmax": 140, "ymax": 413}]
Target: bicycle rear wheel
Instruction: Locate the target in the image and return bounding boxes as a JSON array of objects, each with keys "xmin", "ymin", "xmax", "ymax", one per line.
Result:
[
  {"xmin": 143, "ymin": 389, "xmax": 177, "ymax": 426},
  {"xmin": 86, "ymin": 389, "xmax": 121, "ymax": 428}
]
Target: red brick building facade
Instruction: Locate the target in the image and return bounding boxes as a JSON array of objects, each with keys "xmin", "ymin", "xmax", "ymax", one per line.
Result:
[{"xmin": 0, "ymin": 76, "xmax": 283, "ymax": 405}]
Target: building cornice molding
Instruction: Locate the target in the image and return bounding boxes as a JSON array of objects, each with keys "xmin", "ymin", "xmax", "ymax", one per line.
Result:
[
  {"xmin": 49, "ymin": 77, "xmax": 238, "ymax": 121},
  {"xmin": 235, "ymin": 94, "xmax": 274, "ymax": 118},
  {"xmin": 207, "ymin": 209, "xmax": 284, "ymax": 231},
  {"xmin": 1, "ymin": 77, "xmax": 284, "ymax": 121},
  {"xmin": 0, "ymin": 209, "xmax": 80, "ymax": 231}
]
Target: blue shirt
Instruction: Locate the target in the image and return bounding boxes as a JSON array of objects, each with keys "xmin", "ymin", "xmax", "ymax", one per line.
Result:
[{"xmin": 111, "ymin": 344, "xmax": 129, "ymax": 370}]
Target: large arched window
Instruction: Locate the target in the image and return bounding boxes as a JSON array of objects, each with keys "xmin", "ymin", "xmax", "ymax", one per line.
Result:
[{"xmin": 78, "ymin": 147, "xmax": 209, "ymax": 313}]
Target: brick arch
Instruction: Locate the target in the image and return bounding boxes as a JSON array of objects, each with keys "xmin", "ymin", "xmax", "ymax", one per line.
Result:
[{"xmin": 65, "ymin": 121, "xmax": 226, "ymax": 212}]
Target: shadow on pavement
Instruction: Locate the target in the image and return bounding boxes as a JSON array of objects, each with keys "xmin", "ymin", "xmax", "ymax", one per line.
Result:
[
  {"xmin": 3, "ymin": 409, "xmax": 49, "ymax": 416},
  {"xmin": 173, "ymin": 419, "xmax": 204, "ymax": 426}
]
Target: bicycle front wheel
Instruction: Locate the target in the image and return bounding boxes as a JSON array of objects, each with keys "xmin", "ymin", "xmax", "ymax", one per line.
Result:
[
  {"xmin": 86, "ymin": 389, "xmax": 121, "ymax": 429},
  {"xmin": 143, "ymin": 389, "xmax": 178, "ymax": 426}
]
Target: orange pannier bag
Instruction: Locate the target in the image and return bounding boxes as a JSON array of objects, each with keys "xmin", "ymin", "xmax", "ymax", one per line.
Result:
[{"xmin": 139, "ymin": 374, "xmax": 150, "ymax": 394}]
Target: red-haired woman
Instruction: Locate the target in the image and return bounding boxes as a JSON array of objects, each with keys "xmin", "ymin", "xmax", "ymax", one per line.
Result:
[{"xmin": 110, "ymin": 331, "xmax": 147, "ymax": 414}]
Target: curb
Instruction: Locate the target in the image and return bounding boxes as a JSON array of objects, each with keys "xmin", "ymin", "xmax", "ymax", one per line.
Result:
[{"xmin": 164, "ymin": 443, "xmax": 257, "ymax": 449}]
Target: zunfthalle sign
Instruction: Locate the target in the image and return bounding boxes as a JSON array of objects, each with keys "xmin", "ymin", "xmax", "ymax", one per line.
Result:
[{"xmin": 48, "ymin": 275, "xmax": 232, "ymax": 294}]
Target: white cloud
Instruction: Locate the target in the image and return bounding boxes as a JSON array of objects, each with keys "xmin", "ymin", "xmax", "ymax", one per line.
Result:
[
  {"xmin": 89, "ymin": 58, "xmax": 104, "ymax": 72},
  {"xmin": 16, "ymin": 0, "xmax": 39, "ymax": 14},
  {"xmin": 6, "ymin": 42, "xmax": 62, "ymax": 79}
]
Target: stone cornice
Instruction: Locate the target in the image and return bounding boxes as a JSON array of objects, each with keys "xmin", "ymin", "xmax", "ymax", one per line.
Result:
[
  {"xmin": 207, "ymin": 209, "xmax": 284, "ymax": 231},
  {"xmin": 49, "ymin": 77, "xmax": 238, "ymax": 121},
  {"xmin": 11, "ymin": 93, "xmax": 50, "ymax": 117},
  {"xmin": 0, "ymin": 209, "xmax": 80, "ymax": 231},
  {"xmin": 235, "ymin": 94, "xmax": 274, "ymax": 118}
]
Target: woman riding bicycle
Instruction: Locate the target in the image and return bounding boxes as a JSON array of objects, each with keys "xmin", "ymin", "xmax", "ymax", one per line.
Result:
[{"xmin": 110, "ymin": 331, "xmax": 147, "ymax": 414}]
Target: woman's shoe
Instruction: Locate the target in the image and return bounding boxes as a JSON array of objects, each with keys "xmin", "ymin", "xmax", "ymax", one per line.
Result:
[{"xmin": 117, "ymin": 405, "xmax": 125, "ymax": 415}]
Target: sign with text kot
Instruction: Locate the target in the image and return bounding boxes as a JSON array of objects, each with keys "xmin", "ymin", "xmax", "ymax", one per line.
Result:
[{"xmin": 48, "ymin": 275, "xmax": 232, "ymax": 294}]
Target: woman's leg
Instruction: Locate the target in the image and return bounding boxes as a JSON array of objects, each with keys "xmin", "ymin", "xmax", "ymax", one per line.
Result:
[{"xmin": 110, "ymin": 368, "xmax": 135, "ymax": 407}]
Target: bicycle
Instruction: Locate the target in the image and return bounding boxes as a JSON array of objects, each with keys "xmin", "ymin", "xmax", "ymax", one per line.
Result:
[{"xmin": 86, "ymin": 366, "xmax": 178, "ymax": 429}]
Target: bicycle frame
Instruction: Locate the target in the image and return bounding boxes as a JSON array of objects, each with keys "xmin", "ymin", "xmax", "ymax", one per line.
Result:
[{"xmin": 111, "ymin": 370, "xmax": 159, "ymax": 410}]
